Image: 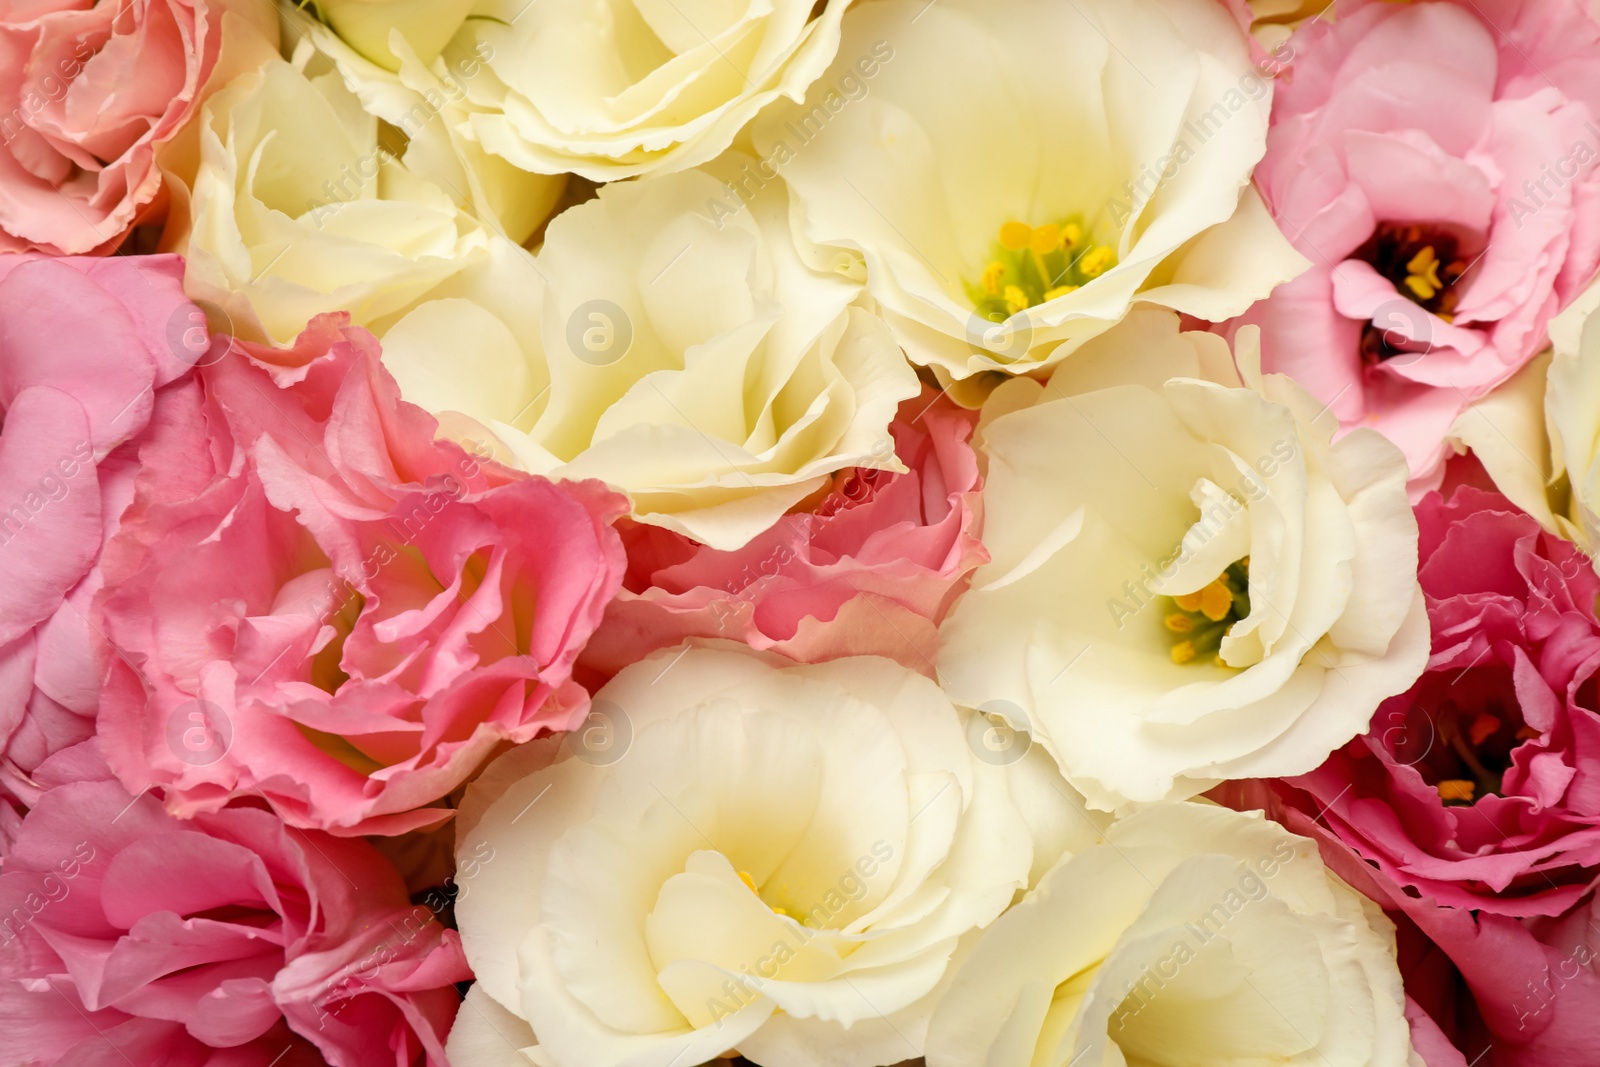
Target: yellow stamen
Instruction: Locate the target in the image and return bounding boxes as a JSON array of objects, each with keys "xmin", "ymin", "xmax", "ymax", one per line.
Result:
[
  {"xmin": 1079, "ymin": 245, "xmax": 1115, "ymax": 279},
  {"xmin": 1043, "ymin": 285, "xmax": 1078, "ymax": 301},
  {"xmin": 1436, "ymin": 779, "xmax": 1475, "ymax": 803},
  {"xmin": 1004, "ymin": 285, "xmax": 1030, "ymax": 315},
  {"xmin": 738, "ymin": 870, "xmax": 759, "ymax": 894},
  {"xmin": 1198, "ymin": 580, "xmax": 1233, "ymax": 622},
  {"xmin": 1170, "ymin": 640, "xmax": 1196, "ymax": 665},
  {"xmin": 1164, "ymin": 613, "xmax": 1195, "ymax": 633},
  {"xmin": 1030, "ymin": 223, "xmax": 1062, "ymax": 256},
  {"xmin": 1404, "ymin": 246, "xmax": 1443, "ymax": 302},
  {"xmin": 980, "ymin": 261, "xmax": 1004, "ymax": 296},
  {"xmin": 999, "ymin": 221, "xmax": 1033, "ymax": 251},
  {"xmin": 1173, "ymin": 590, "xmax": 1204, "ymax": 613},
  {"xmin": 1062, "ymin": 222, "xmax": 1082, "ymax": 248}
]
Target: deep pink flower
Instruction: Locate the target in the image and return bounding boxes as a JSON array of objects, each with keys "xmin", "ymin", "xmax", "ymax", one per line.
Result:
[
  {"xmin": 1239, "ymin": 486, "xmax": 1600, "ymax": 918},
  {"xmin": 1241, "ymin": 0, "xmax": 1600, "ymax": 489},
  {"xmin": 578, "ymin": 389, "xmax": 987, "ymax": 679},
  {"xmin": 0, "ymin": 0, "xmax": 271, "ymax": 254},
  {"xmin": 97, "ymin": 316, "xmax": 628, "ymax": 836},
  {"xmin": 0, "ymin": 766, "xmax": 468, "ymax": 1066},
  {"xmin": 0, "ymin": 253, "xmax": 198, "ymax": 807}
]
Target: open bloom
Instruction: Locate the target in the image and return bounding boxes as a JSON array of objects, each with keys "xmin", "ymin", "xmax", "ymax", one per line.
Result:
[
  {"xmin": 925, "ymin": 802, "xmax": 1418, "ymax": 1067},
  {"xmin": 0, "ymin": 773, "xmax": 468, "ymax": 1066},
  {"xmin": 390, "ymin": 160, "xmax": 920, "ymax": 552},
  {"xmin": 1242, "ymin": 0, "xmax": 1600, "ymax": 490},
  {"xmin": 179, "ymin": 42, "xmax": 558, "ymax": 347},
  {"xmin": 0, "ymin": 255, "xmax": 198, "ymax": 806},
  {"xmin": 579, "ymin": 388, "xmax": 987, "ymax": 678},
  {"xmin": 96, "ymin": 316, "xmax": 627, "ymax": 835},
  {"xmin": 1252, "ymin": 487, "xmax": 1600, "ymax": 917},
  {"xmin": 938, "ymin": 309, "xmax": 1429, "ymax": 809},
  {"xmin": 752, "ymin": 0, "xmax": 1306, "ymax": 400},
  {"xmin": 309, "ymin": 0, "xmax": 852, "ymax": 181},
  {"xmin": 446, "ymin": 645, "xmax": 1097, "ymax": 1067},
  {"xmin": 0, "ymin": 0, "xmax": 275, "ymax": 254}
]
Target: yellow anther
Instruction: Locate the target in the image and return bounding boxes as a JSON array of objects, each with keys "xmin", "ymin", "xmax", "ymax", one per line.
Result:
[
  {"xmin": 1173, "ymin": 590, "xmax": 1204, "ymax": 613},
  {"xmin": 980, "ymin": 261, "xmax": 1004, "ymax": 296},
  {"xmin": 738, "ymin": 870, "xmax": 759, "ymax": 894},
  {"xmin": 1404, "ymin": 246, "xmax": 1443, "ymax": 302},
  {"xmin": 1164, "ymin": 613, "xmax": 1195, "ymax": 634},
  {"xmin": 1436, "ymin": 779, "xmax": 1475, "ymax": 803},
  {"xmin": 1198, "ymin": 580, "xmax": 1233, "ymax": 622},
  {"xmin": 1062, "ymin": 222, "xmax": 1082, "ymax": 248},
  {"xmin": 999, "ymin": 221, "xmax": 1033, "ymax": 251},
  {"xmin": 1079, "ymin": 245, "xmax": 1115, "ymax": 279},
  {"xmin": 1030, "ymin": 223, "xmax": 1062, "ymax": 256},
  {"xmin": 1004, "ymin": 285, "xmax": 1030, "ymax": 315},
  {"xmin": 1170, "ymin": 640, "xmax": 1197, "ymax": 665},
  {"xmin": 1043, "ymin": 285, "xmax": 1079, "ymax": 301},
  {"xmin": 772, "ymin": 906, "xmax": 794, "ymax": 918}
]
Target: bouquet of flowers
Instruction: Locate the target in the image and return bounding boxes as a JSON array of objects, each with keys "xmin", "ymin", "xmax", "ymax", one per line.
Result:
[{"xmin": 5, "ymin": 0, "xmax": 1600, "ymax": 1064}]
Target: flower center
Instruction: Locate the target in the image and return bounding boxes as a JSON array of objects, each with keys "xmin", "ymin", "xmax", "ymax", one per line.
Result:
[
  {"xmin": 1352, "ymin": 222, "xmax": 1475, "ymax": 363},
  {"xmin": 737, "ymin": 868, "xmax": 796, "ymax": 919},
  {"xmin": 1382, "ymin": 667, "xmax": 1538, "ymax": 805},
  {"xmin": 1165, "ymin": 559, "xmax": 1250, "ymax": 667},
  {"xmin": 966, "ymin": 217, "xmax": 1118, "ymax": 321}
]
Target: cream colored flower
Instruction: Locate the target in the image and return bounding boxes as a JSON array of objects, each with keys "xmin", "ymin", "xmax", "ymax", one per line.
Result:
[
  {"xmin": 177, "ymin": 39, "xmax": 557, "ymax": 348},
  {"xmin": 446, "ymin": 645, "xmax": 1100, "ymax": 1067},
  {"xmin": 308, "ymin": 0, "xmax": 853, "ymax": 181},
  {"xmin": 1452, "ymin": 276, "xmax": 1600, "ymax": 553},
  {"xmin": 937, "ymin": 309, "xmax": 1428, "ymax": 810},
  {"xmin": 389, "ymin": 159, "xmax": 921, "ymax": 551},
  {"xmin": 751, "ymin": 0, "xmax": 1307, "ymax": 402},
  {"xmin": 926, "ymin": 802, "xmax": 1419, "ymax": 1067}
]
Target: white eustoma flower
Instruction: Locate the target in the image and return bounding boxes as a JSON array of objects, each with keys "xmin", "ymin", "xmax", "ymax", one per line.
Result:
[
  {"xmin": 388, "ymin": 158, "xmax": 920, "ymax": 551},
  {"xmin": 311, "ymin": 0, "xmax": 853, "ymax": 181},
  {"xmin": 179, "ymin": 40, "xmax": 556, "ymax": 349},
  {"xmin": 938, "ymin": 309, "xmax": 1428, "ymax": 810},
  {"xmin": 751, "ymin": 0, "xmax": 1308, "ymax": 401},
  {"xmin": 446, "ymin": 644, "xmax": 1099, "ymax": 1067},
  {"xmin": 926, "ymin": 802, "xmax": 1420, "ymax": 1067},
  {"xmin": 1453, "ymin": 274, "xmax": 1600, "ymax": 554}
]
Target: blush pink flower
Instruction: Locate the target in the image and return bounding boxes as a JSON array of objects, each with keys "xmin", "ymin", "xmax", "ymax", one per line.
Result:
[
  {"xmin": 577, "ymin": 389, "xmax": 987, "ymax": 679},
  {"xmin": 0, "ymin": 0, "xmax": 271, "ymax": 255},
  {"xmin": 0, "ymin": 770, "xmax": 469, "ymax": 1067},
  {"xmin": 1236, "ymin": 486, "xmax": 1600, "ymax": 918},
  {"xmin": 1241, "ymin": 0, "xmax": 1600, "ymax": 489},
  {"xmin": 0, "ymin": 253, "xmax": 199, "ymax": 807},
  {"xmin": 97, "ymin": 315, "xmax": 628, "ymax": 836}
]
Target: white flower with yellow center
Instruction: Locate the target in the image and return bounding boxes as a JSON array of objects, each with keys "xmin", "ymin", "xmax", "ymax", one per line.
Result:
[
  {"xmin": 387, "ymin": 157, "xmax": 921, "ymax": 551},
  {"xmin": 445, "ymin": 645, "xmax": 1100, "ymax": 1067},
  {"xmin": 178, "ymin": 39, "xmax": 557, "ymax": 349},
  {"xmin": 926, "ymin": 802, "xmax": 1420, "ymax": 1067},
  {"xmin": 310, "ymin": 0, "xmax": 854, "ymax": 181},
  {"xmin": 751, "ymin": 0, "xmax": 1307, "ymax": 402},
  {"xmin": 937, "ymin": 309, "xmax": 1429, "ymax": 810}
]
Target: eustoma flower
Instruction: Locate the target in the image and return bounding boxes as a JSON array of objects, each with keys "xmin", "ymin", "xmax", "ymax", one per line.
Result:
[
  {"xmin": 925, "ymin": 802, "xmax": 1419, "ymax": 1067},
  {"xmin": 310, "ymin": 0, "xmax": 853, "ymax": 181},
  {"xmin": 0, "ymin": 0, "xmax": 275, "ymax": 254},
  {"xmin": 389, "ymin": 158, "xmax": 920, "ymax": 552},
  {"xmin": 0, "ymin": 255, "xmax": 198, "ymax": 806},
  {"xmin": 939, "ymin": 309, "xmax": 1428, "ymax": 809},
  {"xmin": 447, "ymin": 645, "xmax": 1098, "ymax": 1067},
  {"xmin": 96, "ymin": 316, "xmax": 627, "ymax": 835},
  {"xmin": 752, "ymin": 0, "xmax": 1306, "ymax": 401},
  {"xmin": 1249, "ymin": 486, "xmax": 1600, "ymax": 916},
  {"xmin": 177, "ymin": 42, "xmax": 558, "ymax": 347},
  {"xmin": 1243, "ymin": 0, "xmax": 1600, "ymax": 490},
  {"xmin": 579, "ymin": 388, "xmax": 987, "ymax": 678},
  {"xmin": 0, "ymin": 769, "xmax": 468, "ymax": 1066}
]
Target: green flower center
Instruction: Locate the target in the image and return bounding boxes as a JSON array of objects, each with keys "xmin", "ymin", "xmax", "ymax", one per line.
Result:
[
  {"xmin": 1165, "ymin": 559, "xmax": 1250, "ymax": 668},
  {"xmin": 965, "ymin": 216, "xmax": 1118, "ymax": 321}
]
